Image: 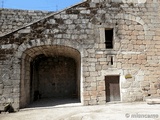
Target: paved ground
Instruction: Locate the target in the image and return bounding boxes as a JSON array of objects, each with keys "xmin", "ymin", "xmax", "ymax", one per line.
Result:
[{"xmin": 0, "ymin": 99, "xmax": 160, "ymax": 120}]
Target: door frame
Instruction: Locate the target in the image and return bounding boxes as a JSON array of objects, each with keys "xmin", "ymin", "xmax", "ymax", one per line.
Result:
[{"xmin": 105, "ymin": 75, "xmax": 121, "ymax": 102}]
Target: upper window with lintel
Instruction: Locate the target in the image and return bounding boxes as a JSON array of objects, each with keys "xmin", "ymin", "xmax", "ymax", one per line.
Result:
[{"xmin": 105, "ymin": 29, "xmax": 113, "ymax": 49}]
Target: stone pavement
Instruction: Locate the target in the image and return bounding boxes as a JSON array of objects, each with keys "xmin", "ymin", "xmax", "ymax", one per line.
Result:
[{"xmin": 0, "ymin": 101, "xmax": 160, "ymax": 120}]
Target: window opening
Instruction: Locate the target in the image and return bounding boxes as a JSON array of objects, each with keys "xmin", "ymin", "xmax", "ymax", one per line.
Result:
[
  {"xmin": 105, "ymin": 29, "xmax": 113, "ymax": 49},
  {"xmin": 111, "ymin": 56, "xmax": 113, "ymax": 65}
]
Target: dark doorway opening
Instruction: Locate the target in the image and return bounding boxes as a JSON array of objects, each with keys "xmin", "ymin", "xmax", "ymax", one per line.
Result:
[
  {"xmin": 105, "ymin": 76, "xmax": 120, "ymax": 102},
  {"xmin": 30, "ymin": 55, "xmax": 79, "ymax": 105}
]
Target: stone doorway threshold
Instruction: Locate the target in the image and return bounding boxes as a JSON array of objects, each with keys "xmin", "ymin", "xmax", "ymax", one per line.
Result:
[{"xmin": 21, "ymin": 98, "xmax": 82, "ymax": 111}]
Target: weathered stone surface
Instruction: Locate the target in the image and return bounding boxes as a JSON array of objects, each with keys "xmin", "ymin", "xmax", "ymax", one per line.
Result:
[
  {"xmin": 146, "ymin": 97, "xmax": 160, "ymax": 104},
  {"xmin": 121, "ymin": 82, "xmax": 131, "ymax": 88},
  {"xmin": 0, "ymin": 84, "xmax": 3, "ymax": 95},
  {"xmin": 0, "ymin": 9, "xmax": 51, "ymax": 36},
  {"xmin": 0, "ymin": 0, "xmax": 160, "ymax": 110}
]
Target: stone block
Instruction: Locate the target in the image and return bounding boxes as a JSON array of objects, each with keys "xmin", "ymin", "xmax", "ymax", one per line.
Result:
[
  {"xmin": 91, "ymin": 0, "xmax": 100, "ymax": 3},
  {"xmin": 0, "ymin": 89, "xmax": 3, "ymax": 95},
  {"xmin": 148, "ymin": 90, "xmax": 157, "ymax": 94},
  {"xmin": 6, "ymin": 98, "xmax": 14, "ymax": 103},
  {"xmin": 0, "ymin": 84, "xmax": 3, "ymax": 89},
  {"xmin": 89, "ymin": 90, "xmax": 98, "ymax": 96},
  {"xmin": 142, "ymin": 86, "xmax": 150, "ymax": 91},
  {"xmin": 18, "ymin": 28, "xmax": 31, "ymax": 34},
  {"xmin": 96, "ymin": 76, "xmax": 104, "ymax": 81},
  {"xmin": 64, "ymin": 19, "xmax": 72, "ymax": 24},
  {"xmin": 97, "ymin": 96, "xmax": 105, "ymax": 101},
  {"xmin": 0, "ymin": 105, "xmax": 4, "ymax": 111},
  {"xmin": 0, "ymin": 97, "xmax": 6, "ymax": 104},
  {"xmin": 97, "ymin": 100, "xmax": 106, "ymax": 105},
  {"xmin": 131, "ymin": 81, "xmax": 140, "ymax": 88},
  {"xmin": 128, "ymin": 96, "xmax": 136, "ymax": 102},
  {"xmin": 91, "ymin": 95, "xmax": 97, "ymax": 100},
  {"xmin": 3, "ymin": 86, "xmax": 12, "ymax": 94},
  {"xmin": 48, "ymin": 19, "xmax": 56, "ymax": 24},
  {"xmin": 90, "ymin": 86, "xmax": 96, "ymax": 91},
  {"xmin": 1, "ymin": 44, "xmax": 12, "ymax": 49},
  {"xmin": 154, "ymin": 84, "xmax": 160, "ymax": 89},
  {"xmin": 136, "ymin": 96, "xmax": 143, "ymax": 101},
  {"xmin": 88, "ymin": 67, "xmax": 96, "ymax": 72},
  {"xmin": 146, "ymin": 97, "xmax": 160, "ymax": 104},
  {"xmin": 83, "ymin": 67, "xmax": 88, "ymax": 72},
  {"xmin": 97, "ymin": 85, "xmax": 105, "ymax": 91},
  {"xmin": 121, "ymin": 82, "xmax": 131, "ymax": 88},
  {"xmin": 98, "ymin": 58, "xmax": 107, "ymax": 62},
  {"xmin": 102, "ymin": 65, "xmax": 108, "ymax": 70},
  {"xmin": 80, "ymin": 10, "xmax": 90, "ymax": 14},
  {"xmin": 95, "ymin": 65, "xmax": 102, "ymax": 71},
  {"xmin": 84, "ymin": 72, "xmax": 90, "ymax": 77},
  {"xmin": 138, "ymin": 55, "xmax": 146, "ymax": 60},
  {"xmin": 87, "ymin": 58, "xmax": 97, "ymax": 62},
  {"xmin": 157, "ymin": 89, "xmax": 160, "ymax": 94},
  {"xmin": 90, "ymin": 72, "xmax": 98, "ymax": 76},
  {"xmin": 91, "ymin": 82, "xmax": 96, "ymax": 87},
  {"xmin": 85, "ymin": 77, "xmax": 96, "ymax": 82},
  {"xmin": 12, "ymin": 103, "xmax": 19, "ymax": 111},
  {"xmin": 13, "ymin": 87, "xmax": 19, "ymax": 93},
  {"xmin": 98, "ymin": 91, "xmax": 105, "ymax": 96},
  {"xmin": 84, "ymin": 95, "xmax": 91, "ymax": 101},
  {"xmin": 3, "ymin": 80, "xmax": 12, "ymax": 86},
  {"xmin": 83, "ymin": 91, "xmax": 89, "ymax": 96},
  {"xmin": 151, "ymin": 94, "xmax": 160, "ymax": 97},
  {"xmin": 89, "ymin": 99, "xmax": 97, "ymax": 105},
  {"xmin": 83, "ymin": 101, "xmax": 89, "ymax": 105},
  {"xmin": 134, "ymin": 92, "xmax": 143, "ymax": 97}
]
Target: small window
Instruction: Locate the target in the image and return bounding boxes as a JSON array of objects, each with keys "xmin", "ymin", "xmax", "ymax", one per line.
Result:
[
  {"xmin": 105, "ymin": 29, "xmax": 113, "ymax": 49},
  {"xmin": 111, "ymin": 56, "xmax": 113, "ymax": 65}
]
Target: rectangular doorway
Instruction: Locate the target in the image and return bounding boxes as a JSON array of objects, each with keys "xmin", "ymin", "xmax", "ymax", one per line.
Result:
[{"xmin": 105, "ymin": 76, "xmax": 120, "ymax": 102}]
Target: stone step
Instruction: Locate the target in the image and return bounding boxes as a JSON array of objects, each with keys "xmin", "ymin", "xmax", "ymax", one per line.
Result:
[{"xmin": 146, "ymin": 97, "xmax": 160, "ymax": 104}]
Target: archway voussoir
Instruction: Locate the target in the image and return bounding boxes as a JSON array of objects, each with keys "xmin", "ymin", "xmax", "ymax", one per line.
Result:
[
  {"xmin": 35, "ymin": 39, "xmax": 44, "ymax": 46},
  {"xmin": 18, "ymin": 43, "xmax": 26, "ymax": 52},
  {"xmin": 44, "ymin": 39, "xmax": 52, "ymax": 45},
  {"xmin": 29, "ymin": 40, "xmax": 36, "ymax": 47},
  {"xmin": 15, "ymin": 51, "xmax": 23, "ymax": 58}
]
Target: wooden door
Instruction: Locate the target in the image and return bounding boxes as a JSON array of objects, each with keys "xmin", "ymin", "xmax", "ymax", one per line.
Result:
[{"xmin": 105, "ymin": 76, "xmax": 120, "ymax": 102}]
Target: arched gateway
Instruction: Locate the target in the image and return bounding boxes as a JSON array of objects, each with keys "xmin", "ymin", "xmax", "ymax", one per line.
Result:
[{"xmin": 14, "ymin": 39, "xmax": 82, "ymax": 108}]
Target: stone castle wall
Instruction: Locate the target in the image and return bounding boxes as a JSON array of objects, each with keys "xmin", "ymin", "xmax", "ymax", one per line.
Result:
[
  {"xmin": 36, "ymin": 56, "xmax": 76, "ymax": 98},
  {"xmin": 0, "ymin": 8, "xmax": 52, "ymax": 36},
  {"xmin": 0, "ymin": 0, "xmax": 160, "ymax": 111}
]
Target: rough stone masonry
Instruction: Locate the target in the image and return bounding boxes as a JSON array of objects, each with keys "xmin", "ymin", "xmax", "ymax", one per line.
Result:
[{"xmin": 0, "ymin": 0, "xmax": 160, "ymax": 111}]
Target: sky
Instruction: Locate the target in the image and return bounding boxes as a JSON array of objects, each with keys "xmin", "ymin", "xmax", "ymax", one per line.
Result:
[{"xmin": 0, "ymin": 0, "xmax": 82, "ymax": 11}]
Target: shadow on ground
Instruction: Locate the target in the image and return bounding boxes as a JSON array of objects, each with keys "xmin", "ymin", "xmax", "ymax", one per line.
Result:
[{"xmin": 25, "ymin": 98, "xmax": 81, "ymax": 109}]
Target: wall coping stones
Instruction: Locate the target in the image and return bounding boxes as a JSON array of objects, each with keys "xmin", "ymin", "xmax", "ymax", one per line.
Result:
[{"xmin": 0, "ymin": 1, "xmax": 86, "ymax": 38}]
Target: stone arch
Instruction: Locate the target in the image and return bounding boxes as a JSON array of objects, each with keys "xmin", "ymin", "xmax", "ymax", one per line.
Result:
[
  {"xmin": 15, "ymin": 39, "xmax": 83, "ymax": 59},
  {"xmin": 115, "ymin": 13, "xmax": 148, "ymax": 35},
  {"xmin": 14, "ymin": 39, "xmax": 83, "ymax": 108}
]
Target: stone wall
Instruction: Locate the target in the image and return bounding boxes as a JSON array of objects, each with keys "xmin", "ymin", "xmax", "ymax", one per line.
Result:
[
  {"xmin": 0, "ymin": 8, "xmax": 52, "ymax": 36},
  {"xmin": 35, "ymin": 56, "xmax": 77, "ymax": 98},
  {"xmin": 0, "ymin": 0, "xmax": 160, "ymax": 110}
]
